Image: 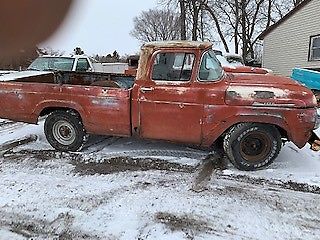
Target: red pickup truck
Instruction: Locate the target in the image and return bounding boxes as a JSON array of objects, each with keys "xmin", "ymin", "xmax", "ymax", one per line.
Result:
[{"xmin": 0, "ymin": 41, "xmax": 319, "ymax": 170}]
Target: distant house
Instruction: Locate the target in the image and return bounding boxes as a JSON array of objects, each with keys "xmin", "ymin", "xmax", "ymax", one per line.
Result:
[{"xmin": 259, "ymin": 0, "xmax": 320, "ymax": 76}]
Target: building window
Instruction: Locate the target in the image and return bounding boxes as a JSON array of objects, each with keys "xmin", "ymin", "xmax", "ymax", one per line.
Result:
[{"xmin": 309, "ymin": 35, "xmax": 320, "ymax": 61}]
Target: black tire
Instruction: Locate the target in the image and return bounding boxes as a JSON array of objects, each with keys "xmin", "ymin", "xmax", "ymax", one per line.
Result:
[
  {"xmin": 44, "ymin": 110, "xmax": 87, "ymax": 152},
  {"xmin": 223, "ymin": 123, "xmax": 282, "ymax": 171}
]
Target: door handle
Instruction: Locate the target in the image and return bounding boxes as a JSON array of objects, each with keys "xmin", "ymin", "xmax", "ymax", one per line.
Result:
[{"xmin": 140, "ymin": 87, "xmax": 154, "ymax": 93}]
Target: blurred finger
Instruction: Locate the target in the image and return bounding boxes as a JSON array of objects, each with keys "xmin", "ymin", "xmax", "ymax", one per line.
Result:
[{"xmin": 0, "ymin": 0, "xmax": 73, "ymax": 58}]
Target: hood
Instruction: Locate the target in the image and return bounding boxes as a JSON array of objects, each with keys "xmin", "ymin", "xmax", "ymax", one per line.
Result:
[
  {"xmin": 223, "ymin": 66, "xmax": 271, "ymax": 75},
  {"xmin": 227, "ymin": 73, "xmax": 303, "ymax": 86},
  {"xmin": 225, "ymin": 74, "xmax": 317, "ymax": 108},
  {"xmin": 0, "ymin": 70, "xmax": 52, "ymax": 82}
]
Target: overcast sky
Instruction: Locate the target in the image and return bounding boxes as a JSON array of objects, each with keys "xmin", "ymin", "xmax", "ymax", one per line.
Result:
[{"xmin": 41, "ymin": 0, "xmax": 159, "ymax": 56}]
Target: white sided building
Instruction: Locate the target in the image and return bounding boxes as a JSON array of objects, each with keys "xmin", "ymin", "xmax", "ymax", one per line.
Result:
[{"xmin": 259, "ymin": 0, "xmax": 320, "ymax": 76}]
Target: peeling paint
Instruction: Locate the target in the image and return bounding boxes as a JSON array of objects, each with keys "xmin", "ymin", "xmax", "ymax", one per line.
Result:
[
  {"xmin": 254, "ymin": 91, "xmax": 275, "ymax": 99},
  {"xmin": 206, "ymin": 115, "xmax": 214, "ymax": 124},
  {"xmin": 16, "ymin": 93, "xmax": 23, "ymax": 100},
  {"xmin": 91, "ymin": 97, "xmax": 119, "ymax": 108},
  {"xmin": 154, "ymin": 81, "xmax": 189, "ymax": 86},
  {"xmin": 227, "ymin": 86, "xmax": 289, "ymax": 100},
  {"xmin": 177, "ymin": 89, "xmax": 187, "ymax": 95}
]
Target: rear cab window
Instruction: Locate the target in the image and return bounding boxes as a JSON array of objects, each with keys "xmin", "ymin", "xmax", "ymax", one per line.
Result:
[{"xmin": 76, "ymin": 58, "xmax": 90, "ymax": 72}]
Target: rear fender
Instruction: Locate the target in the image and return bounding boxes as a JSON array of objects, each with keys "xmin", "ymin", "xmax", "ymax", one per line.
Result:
[{"xmin": 32, "ymin": 100, "xmax": 87, "ymax": 124}]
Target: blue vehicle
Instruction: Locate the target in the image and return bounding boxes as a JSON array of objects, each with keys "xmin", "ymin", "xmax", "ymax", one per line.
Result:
[{"xmin": 291, "ymin": 68, "xmax": 320, "ymax": 102}]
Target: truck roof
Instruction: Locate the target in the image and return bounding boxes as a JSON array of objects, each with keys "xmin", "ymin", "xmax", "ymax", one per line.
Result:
[{"xmin": 143, "ymin": 41, "xmax": 212, "ymax": 50}]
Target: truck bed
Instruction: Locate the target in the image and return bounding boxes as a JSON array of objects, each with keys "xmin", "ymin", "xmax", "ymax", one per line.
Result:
[
  {"xmin": 5, "ymin": 71, "xmax": 135, "ymax": 89},
  {"xmin": 0, "ymin": 71, "xmax": 135, "ymax": 137}
]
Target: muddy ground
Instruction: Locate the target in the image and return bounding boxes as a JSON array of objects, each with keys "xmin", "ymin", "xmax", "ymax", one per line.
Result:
[{"xmin": 0, "ymin": 120, "xmax": 319, "ymax": 239}]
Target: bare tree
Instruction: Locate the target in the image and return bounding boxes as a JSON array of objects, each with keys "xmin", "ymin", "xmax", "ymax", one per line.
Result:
[
  {"xmin": 39, "ymin": 47, "xmax": 65, "ymax": 56},
  {"xmin": 74, "ymin": 47, "xmax": 84, "ymax": 55},
  {"xmin": 203, "ymin": 0, "xmax": 296, "ymax": 62},
  {"xmin": 158, "ymin": 0, "xmax": 297, "ymax": 62},
  {"xmin": 0, "ymin": 46, "xmax": 40, "ymax": 70},
  {"xmin": 160, "ymin": 0, "xmax": 211, "ymax": 41},
  {"xmin": 130, "ymin": 8, "xmax": 180, "ymax": 42}
]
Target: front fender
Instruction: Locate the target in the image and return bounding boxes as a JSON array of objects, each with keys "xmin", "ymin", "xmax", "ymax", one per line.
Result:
[
  {"xmin": 201, "ymin": 112, "xmax": 290, "ymax": 147},
  {"xmin": 201, "ymin": 106, "xmax": 314, "ymax": 149}
]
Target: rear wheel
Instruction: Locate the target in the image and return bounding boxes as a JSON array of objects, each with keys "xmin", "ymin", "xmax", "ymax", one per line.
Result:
[
  {"xmin": 223, "ymin": 123, "xmax": 282, "ymax": 171},
  {"xmin": 44, "ymin": 110, "xmax": 87, "ymax": 152}
]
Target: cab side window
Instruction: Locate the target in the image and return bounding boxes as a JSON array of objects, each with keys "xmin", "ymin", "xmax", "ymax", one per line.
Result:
[
  {"xmin": 199, "ymin": 50, "xmax": 223, "ymax": 81},
  {"xmin": 76, "ymin": 58, "xmax": 90, "ymax": 72},
  {"xmin": 152, "ymin": 52, "xmax": 195, "ymax": 81}
]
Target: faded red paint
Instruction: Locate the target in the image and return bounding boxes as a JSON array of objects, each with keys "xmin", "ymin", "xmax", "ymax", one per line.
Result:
[{"xmin": 0, "ymin": 41, "xmax": 319, "ymax": 151}]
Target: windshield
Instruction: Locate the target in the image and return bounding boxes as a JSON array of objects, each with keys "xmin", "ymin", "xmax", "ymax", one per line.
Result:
[
  {"xmin": 28, "ymin": 57, "xmax": 75, "ymax": 71},
  {"xmin": 198, "ymin": 50, "xmax": 224, "ymax": 81}
]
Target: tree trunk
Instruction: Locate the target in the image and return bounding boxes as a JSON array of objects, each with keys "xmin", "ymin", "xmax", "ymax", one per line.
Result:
[
  {"xmin": 191, "ymin": 1, "xmax": 200, "ymax": 41},
  {"xmin": 179, "ymin": 0, "xmax": 187, "ymax": 40},
  {"xmin": 240, "ymin": 0, "xmax": 248, "ymax": 62},
  {"xmin": 234, "ymin": 0, "xmax": 240, "ymax": 54}
]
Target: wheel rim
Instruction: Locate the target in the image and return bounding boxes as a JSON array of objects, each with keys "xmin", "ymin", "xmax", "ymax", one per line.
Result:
[
  {"xmin": 239, "ymin": 131, "xmax": 272, "ymax": 162},
  {"xmin": 52, "ymin": 120, "xmax": 76, "ymax": 146}
]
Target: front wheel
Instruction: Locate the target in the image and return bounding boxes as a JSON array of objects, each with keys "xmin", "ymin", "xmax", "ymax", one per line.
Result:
[
  {"xmin": 223, "ymin": 123, "xmax": 282, "ymax": 171},
  {"xmin": 44, "ymin": 110, "xmax": 87, "ymax": 152}
]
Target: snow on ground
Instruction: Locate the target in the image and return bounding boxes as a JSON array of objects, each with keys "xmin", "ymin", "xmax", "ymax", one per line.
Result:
[{"xmin": 0, "ymin": 119, "xmax": 319, "ymax": 239}]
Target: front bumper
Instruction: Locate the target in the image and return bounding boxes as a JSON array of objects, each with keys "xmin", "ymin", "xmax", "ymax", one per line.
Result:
[
  {"xmin": 308, "ymin": 131, "xmax": 320, "ymax": 151},
  {"xmin": 315, "ymin": 108, "xmax": 320, "ymax": 129}
]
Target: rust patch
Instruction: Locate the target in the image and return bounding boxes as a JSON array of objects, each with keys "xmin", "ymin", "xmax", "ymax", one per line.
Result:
[
  {"xmin": 226, "ymin": 91, "xmax": 241, "ymax": 98},
  {"xmin": 227, "ymin": 86, "xmax": 288, "ymax": 100},
  {"xmin": 143, "ymin": 41, "xmax": 212, "ymax": 50},
  {"xmin": 91, "ymin": 97, "xmax": 119, "ymax": 108},
  {"xmin": 254, "ymin": 91, "xmax": 275, "ymax": 99}
]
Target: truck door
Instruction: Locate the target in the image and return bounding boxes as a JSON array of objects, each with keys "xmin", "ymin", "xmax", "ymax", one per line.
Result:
[{"xmin": 138, "ymin": 51, "xmax": 202, "ymax": 144}]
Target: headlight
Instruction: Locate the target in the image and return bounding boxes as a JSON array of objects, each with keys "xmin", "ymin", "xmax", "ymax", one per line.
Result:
[{"xmin": 315, "ymin": 108, "xmax": 320, "ymax": 129}]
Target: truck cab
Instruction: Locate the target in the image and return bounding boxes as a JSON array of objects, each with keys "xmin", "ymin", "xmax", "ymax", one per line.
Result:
[{"xmin": 28, "ymin": 55, "xmax": 96, "ymax": 72}]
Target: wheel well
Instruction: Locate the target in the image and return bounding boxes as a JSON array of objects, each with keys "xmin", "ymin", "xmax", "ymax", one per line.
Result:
[
  {"xmin": 39, "ymin": 107, "xmax": 81, "ymax": 119},
  {"xmin": 222, "ymin": 122, "xmax": 288, "ymax": 140}
]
